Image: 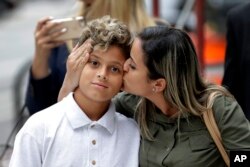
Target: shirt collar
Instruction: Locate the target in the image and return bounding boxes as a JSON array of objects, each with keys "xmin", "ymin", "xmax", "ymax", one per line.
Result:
[
  {"xmin": 150, "ymin": 108, "xmax": 176, "ymax": 124},
  {"xmin": 64, "ymin": 93, "xmax": 116, "ymax": 134}
]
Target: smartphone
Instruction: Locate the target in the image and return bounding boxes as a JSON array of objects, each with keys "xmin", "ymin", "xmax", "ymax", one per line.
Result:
[{"xmin": 49, "ymin": 16, "xmax": 85, "ymax": 41}]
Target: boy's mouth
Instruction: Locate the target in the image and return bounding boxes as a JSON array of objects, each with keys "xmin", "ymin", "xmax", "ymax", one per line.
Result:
[{"xmin": 92, "ymin": 82, "xmax": 108, "ymax": 88}]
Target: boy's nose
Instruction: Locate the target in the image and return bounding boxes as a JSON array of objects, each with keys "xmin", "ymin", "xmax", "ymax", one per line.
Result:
[
  {"xmin": 97, "ymin": 74, "xmax": 107, "ymax": 80},
  {"xmin": 97, "ymin": 68, "xmax": 108, "ymax": 80}
]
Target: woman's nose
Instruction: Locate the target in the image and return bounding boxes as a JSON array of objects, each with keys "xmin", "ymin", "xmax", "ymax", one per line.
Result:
[{"xmin": 123, "ymin": 60, "xmax": 129, "ymax": 72}]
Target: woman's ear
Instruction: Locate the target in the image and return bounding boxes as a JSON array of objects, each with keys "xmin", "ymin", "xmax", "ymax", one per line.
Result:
[{"xmin": 152, "ymin": 78, "xmax": 166, "ymax": 92}]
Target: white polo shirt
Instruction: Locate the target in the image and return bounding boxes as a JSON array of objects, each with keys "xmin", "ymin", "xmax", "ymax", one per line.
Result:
[{"xmin": 10, "ymin": 93, "xmax": 140, "ymax": 167}]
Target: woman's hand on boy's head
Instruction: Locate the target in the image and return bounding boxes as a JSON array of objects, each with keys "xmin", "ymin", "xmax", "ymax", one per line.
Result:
[
  {"xmin": 58, "ymin": 40, "xmax": 93, "ymax": 101},
  {"xmin": 69, "ymin": 39, "xmax": 93, "ymax": 71},
  {"xmin": 63, "ymin": 40, "xmax": 93, "ymax": 93}
]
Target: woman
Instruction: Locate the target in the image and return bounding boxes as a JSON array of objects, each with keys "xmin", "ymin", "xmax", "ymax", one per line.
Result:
[
  {"xmin": 25, "ymin": 0, "xmax": 157, "ymax": 115},
  {"xmin": 60, "ymin": 25, "xmax": 250, "ymax": 166},
  {"xmin": 115, "ymin": 26, "xmax": 250, "ymax": 166}
]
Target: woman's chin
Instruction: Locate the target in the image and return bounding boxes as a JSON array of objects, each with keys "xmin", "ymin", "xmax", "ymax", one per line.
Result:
[
  {"xmin": 120, "ymin": 85, "xmax": 128, "ymax": 92},
  {"xmin": 120, "ymin": 83, "xmax": 124, "ymax": 90}
]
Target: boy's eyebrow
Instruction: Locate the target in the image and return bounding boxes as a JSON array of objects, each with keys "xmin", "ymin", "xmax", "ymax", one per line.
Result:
[
  {"xmin": 90, "ymin": 55, "xmax": 99, "ymax": 59},
  {"xmin": 90, "ymin": 54, "xmax": 123, "ymax": 67},
  {"xmin": 109, "ymin": 61, "xmax": 123, "ymax": 67}
]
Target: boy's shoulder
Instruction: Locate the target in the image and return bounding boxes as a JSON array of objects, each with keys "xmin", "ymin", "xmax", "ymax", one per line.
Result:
[
  {"xmin": 34, "ymin": 98, "xmax": 66, "ymax": 116},
  {"xmin": 18, "ymin": 100, "xmax": 67, "ymax": 138},
  {"xmin": 26, "ymin": 99, "xmax": 68, "ymax": 127},
  {"xmin": 114, "ymin": 111, "xmax": 138, "ymax": 129}
]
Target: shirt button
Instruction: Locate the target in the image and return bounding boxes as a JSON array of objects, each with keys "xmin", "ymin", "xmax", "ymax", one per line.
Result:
[
  {"xmin": 92, "ymin": 160, "xmax": 96, "ymax": 165},
  {"xmin": 92, "ymin": 140, "xmax": 96, "ymax": 145}
]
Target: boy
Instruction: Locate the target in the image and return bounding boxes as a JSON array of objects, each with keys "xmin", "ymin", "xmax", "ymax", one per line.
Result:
[{"xmin": 9, "ymin": 16, "xmax": 139, "ymax": 167}]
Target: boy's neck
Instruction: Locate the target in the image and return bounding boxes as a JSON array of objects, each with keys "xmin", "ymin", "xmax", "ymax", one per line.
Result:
[{"xmin": 73, "ymin": 91, "xmax": 110, "ymax": 121}]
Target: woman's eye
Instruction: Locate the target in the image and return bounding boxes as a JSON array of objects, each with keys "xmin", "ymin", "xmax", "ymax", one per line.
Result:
[
  {"xmin": 127, "ymin": 58, "xmax": 136, "ymax": 70},
  {"xmin": 129, "ymin": 64, "xmax": 136, "ymax": 70}
]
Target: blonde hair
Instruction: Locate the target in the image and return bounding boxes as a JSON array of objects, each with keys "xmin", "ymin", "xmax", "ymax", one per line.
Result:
[
  {"xmin": 78, "ymin": 15, "xmax": 132, "ymax": 58},
  {"xmin": 67, "ymin": 0, "xmax": 156, "ymax": 51},
  {"xmin": 136, "ymin": 26, "xmax": 233, "ymax": 140},
  {"xmin": 77, "ymin": 0, "xmax": 156, "ymax": 33}
]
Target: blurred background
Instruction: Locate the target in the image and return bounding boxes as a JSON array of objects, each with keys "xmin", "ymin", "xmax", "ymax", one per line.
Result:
[{"xmin": 0, "ymin": 0, "xmax": 249, "ymax": 166}]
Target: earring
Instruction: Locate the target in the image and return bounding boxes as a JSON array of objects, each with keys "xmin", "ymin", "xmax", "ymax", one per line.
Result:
[{"xmin": 152, "ymin": 88, "xmax": 156, "ymax": 92}]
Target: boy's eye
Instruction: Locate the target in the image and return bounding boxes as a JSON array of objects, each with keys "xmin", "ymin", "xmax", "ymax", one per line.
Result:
[
  {"xmin": 90, "ymin": 60, "xmax": 99, "ymax": 67},
  {"xmin": 110, "ymin": 67, "xmax": 121, "ymax": 73}
]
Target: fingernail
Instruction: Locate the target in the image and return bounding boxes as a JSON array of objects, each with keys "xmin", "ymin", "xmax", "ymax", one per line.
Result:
[
  {"xmin": 48, "ymin": 16, "xmax": 54, "ymax": 20},
  {"xmin": 61, "ymin": 28, "xmax": 67, "ymax": 32}
]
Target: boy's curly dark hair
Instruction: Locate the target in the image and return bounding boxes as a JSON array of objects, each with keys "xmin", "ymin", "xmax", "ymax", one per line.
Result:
[{"xmin": 78, "ymin": 15, "xmax": 132, "ymax": 58}]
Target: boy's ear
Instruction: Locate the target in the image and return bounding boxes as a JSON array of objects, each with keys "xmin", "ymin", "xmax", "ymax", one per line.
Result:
[{"xmin": 152, "ymin": 78, "xmax": 166, "ymax": 92}]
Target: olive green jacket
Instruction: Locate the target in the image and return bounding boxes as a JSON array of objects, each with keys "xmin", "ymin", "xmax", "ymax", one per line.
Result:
[{"xmin": 114, "ymin": 92, "xmax": 250, "ymax": 167}]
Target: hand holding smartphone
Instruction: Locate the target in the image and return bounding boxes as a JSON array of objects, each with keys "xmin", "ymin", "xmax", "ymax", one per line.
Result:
[{"xmin": 49, "ymin": 16, "xmax": 85, "ymax": 41}]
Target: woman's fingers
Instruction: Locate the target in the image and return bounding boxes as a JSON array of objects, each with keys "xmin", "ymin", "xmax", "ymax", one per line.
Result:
[
  {"xmin": 72, "ymin": 43, "xmax": 79, "ymax": 52},
  {"xmin": 35, "ymin": 16, "xmax": 53, "ymax": 32},
  {"xmin": 67, "ymin": 48, "xmax": 91, "ymax": 72},
  {"xmin": 38, "ymin": 41, "xmax": 65, "ymax": 50},
  {"xmin": 71, "ymin": 40, "xmax": 93, "ymax": 59},
  {"xmin": 35, "ymin": 17, "xmax": 66, "ymax": 43},
  {"xmin": 77, "ymin": 39, "xmax": 93, "ymax": 52},
  {"xmin": 80, "ymin": 52, "xmax": 90, "ymax": 65},
  {"xmin": 38, "ymin": 29, "xmax": 65, "ymax": 44},
  {"xmin": 67, "ymin": 39, "xmax": 93, "ymax": 73},
  {"xmin": 39, "ymin": 22, "xmax": 63, "ymax": 39}
]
